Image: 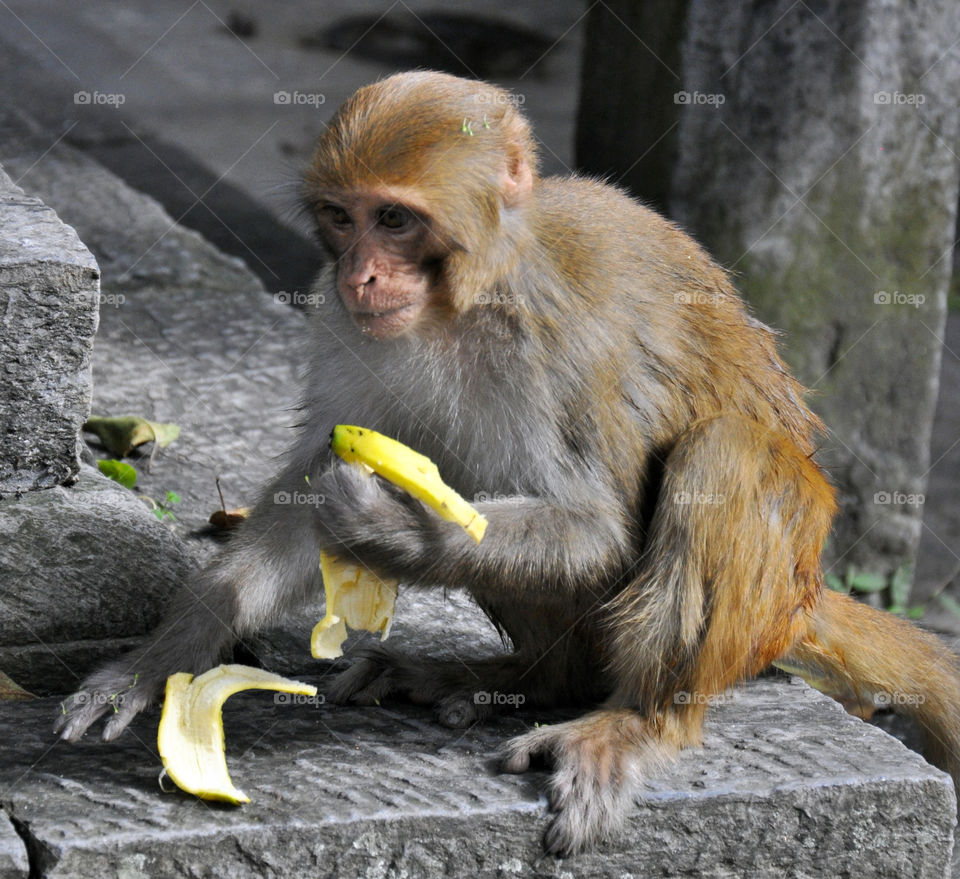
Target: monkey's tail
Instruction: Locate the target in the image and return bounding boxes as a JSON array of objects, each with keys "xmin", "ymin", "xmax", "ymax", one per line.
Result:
[{"xmin": 779, "ymin": 588, "xmax": 960, "ymax": 792}]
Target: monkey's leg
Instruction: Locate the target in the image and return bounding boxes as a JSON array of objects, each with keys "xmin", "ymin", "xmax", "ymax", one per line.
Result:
[
  {"xmin": 55, "ymin": 458, "xmax": 329, "ymax": 741},
  {"xmin": 328, "ymin": 616, "xmax": 604, "ymax": 729},
  {"xmin": 502, "ymin": 414, "xmax": 836, "ymax": 854}
]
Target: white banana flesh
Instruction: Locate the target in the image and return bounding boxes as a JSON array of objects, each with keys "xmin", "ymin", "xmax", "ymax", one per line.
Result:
[
  {"xmin": 157, "ymin": 664, "xmax": 317, "ymax": 803},
  {"xmin": 311, "ymin": 552, "xmax": 398, "ymax": 659}
]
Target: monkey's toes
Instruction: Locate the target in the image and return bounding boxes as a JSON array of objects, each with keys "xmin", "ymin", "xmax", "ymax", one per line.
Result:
[
  {"xmin": 326, "ymin": 656, "xmax": 395, "ymax": 705},
  {"xmin": 54, "ymin": 698, "xmax": 107, "ymax": 742},
  {"xmin": 543, "ymin": 810, "xmax": 589, "ymax": 857},
  {"xmin": 436, "ymin": 693, "xmax": 486, "ymax": 728},
  {"xmin": 499, "ymin": 726, "xmax": 555, "ymax": 773}
]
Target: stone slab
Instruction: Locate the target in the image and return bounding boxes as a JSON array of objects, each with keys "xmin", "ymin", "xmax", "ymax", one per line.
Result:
[
  {"xmin": 0, "ymin": 465, "xmax": 193, "ymax": 694},
  {"xmin": 670, "ymin": 0, "xmax": 960, "ymax": 587},
  {"xmin": 0, "ymin": 164, "xmax": 99, "ymax": 496},
  {"xmin": 0, "ymin": 106, "xmax": 305, "ymax": 556},
  {"xmin": 0, "ymin": 106, "xmax": 303, "ymax": 689},
  {"xmin": 0, "ymin": 677, "xmax": 953, "ymax": 878},
  {"xmin": 0, "ymin": 813, "xmax": 27, "ymax": 879}
]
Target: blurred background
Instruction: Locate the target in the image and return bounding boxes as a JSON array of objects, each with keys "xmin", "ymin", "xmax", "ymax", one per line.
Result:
[{"xmin": 1, "ymin": 0, "xmax": 958, "ymax": 625}]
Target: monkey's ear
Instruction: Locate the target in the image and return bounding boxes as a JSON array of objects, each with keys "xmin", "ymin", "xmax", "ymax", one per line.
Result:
[{"xmin": 500, "ymin": 146, "xmax": 534, "ymax": 208}]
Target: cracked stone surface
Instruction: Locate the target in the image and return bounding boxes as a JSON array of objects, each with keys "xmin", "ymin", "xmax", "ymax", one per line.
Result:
[
  {"xmin": 0, "ymin": 810, "xmax": 27, "ymax": 879},
  {"xmin": 0, "ymin": 464, "xmax": 194, "ymax": 695},
  {"xmin": 0, "ymin": 677, "xmax": 955, "ymax": 878}
]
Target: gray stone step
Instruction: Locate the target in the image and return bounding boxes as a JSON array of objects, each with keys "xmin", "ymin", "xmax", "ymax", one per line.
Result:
[
  {"xmin": 0, "ymin": 813, "xmax": 27, "ymax": 879},
  {"xmin": 0, "ymin": 104, "xmax": 303, "ymax": 554},
  {"xmin": 0, "ymin": 678, "xmax": 954, "ymax": 878}
]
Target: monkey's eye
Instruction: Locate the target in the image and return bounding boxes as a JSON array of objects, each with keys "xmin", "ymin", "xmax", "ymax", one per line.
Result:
[
  {"xmin": 320, "ymin": 205, "xmax": 352, "ymax": 229},
  {"xmin": 378, "ymin": 207, "xmax": 411, "ymax": 230}
]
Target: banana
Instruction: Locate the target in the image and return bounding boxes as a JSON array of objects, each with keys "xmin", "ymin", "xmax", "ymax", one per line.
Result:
[
  {"xmin": 157, "ymin": 664, "xmax": 317, "ymax": 804},
  {"xmin": 311, "ymin": 427, "xmax": 487, "ymax": 656},
  {"xmin": 311, "ymin": 551, "xmax": 398, "ymax": 658},
  {"xmin": 330, "ymin": 425, "xmax": 488, "ymax": 543}
]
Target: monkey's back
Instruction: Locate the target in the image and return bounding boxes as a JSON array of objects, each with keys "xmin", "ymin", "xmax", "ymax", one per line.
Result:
[{"xmin": 526, "ymin": 175, "xmax": 823, "ymax": 462}]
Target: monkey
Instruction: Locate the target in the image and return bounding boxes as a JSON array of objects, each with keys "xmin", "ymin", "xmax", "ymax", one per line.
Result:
[{"xmin": 56, "ymin": 71, "xmax": 960, "ymax": 855}]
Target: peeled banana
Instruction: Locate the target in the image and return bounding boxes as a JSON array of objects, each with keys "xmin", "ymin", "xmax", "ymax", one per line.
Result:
[
  {"xmin": 330, "ymin": 424, "xmax": 488, "ymax": 543},
  {"xmin": 311, "ymin": 551, "xmax": 398, "ymax": 658},
  {"xmin": 157, "ymin": 664, "xmax": 317, "ymax": 803}
]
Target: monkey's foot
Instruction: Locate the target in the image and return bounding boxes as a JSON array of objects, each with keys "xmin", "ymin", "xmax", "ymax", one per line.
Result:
[
  {"xmin": 501, "ymin": 709, "xmax": 673, "ymax": 855},
  {"xmin": 53, "ymin": 662, "xmax": 165, "ymax": 742},
  {"xmin": 326, "ymin": 644, "xmax": 527, "ymax": 728}
]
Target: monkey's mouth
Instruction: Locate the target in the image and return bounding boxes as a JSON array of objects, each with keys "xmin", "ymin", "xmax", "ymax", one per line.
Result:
[
  {"xmin": 355, "ymin": 306, "xmax": 408, "ymax": 318},
  {"xmin": 350, "ymin": 303, "xmax": 418, "ymax": 338}
]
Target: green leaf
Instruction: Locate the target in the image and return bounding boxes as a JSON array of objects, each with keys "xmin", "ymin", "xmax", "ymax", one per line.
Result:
[
  {"xmin": 907, "ymin": 605, "xmax": 925, "ymax": 620},
  {"xmin": 164, "ymin": 491, "xmax": 181, "ymax": 505},
  {"xmin": 890, "ymin": 563, "xmax": 913, "ymax": 606},
  {"xmin": 97, "ymin": 459, "xmax": 137, "ymax": 489},
  {"xmin": 849, "ymin": 571, "xmax": 888, "ymax": 593},
  {"xmin": 937, "ymin": 593, "xmax": 960, "ymax": 620},
  {"xmin": 824, "ymin": 573, "xmax": 847, "ymax": 593},
  {"xmin": 84, "ymin": 415, "xmax": 180, "ymax": 457}
]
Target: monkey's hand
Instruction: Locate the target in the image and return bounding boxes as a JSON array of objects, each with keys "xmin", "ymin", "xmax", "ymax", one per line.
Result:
[
  {"xmin": 501, "ymin": 709, "xmax": 663, "ymax": 855},
  {"xmin": 312, "ymin": 460, "xmax": 444, "ymax": 568},
  {"xmin": 54, "ymin": 659, "xmax": 166, "ymax": 742}
]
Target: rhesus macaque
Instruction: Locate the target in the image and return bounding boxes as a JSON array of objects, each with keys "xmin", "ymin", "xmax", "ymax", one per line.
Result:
[{"xmin": 57, "ymin": 71, "xmax": 960, "ymax": 855}]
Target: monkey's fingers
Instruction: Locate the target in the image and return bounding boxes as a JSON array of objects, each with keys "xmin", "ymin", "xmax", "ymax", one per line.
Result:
[
  {"xmin": 331, "ymin": 662, "xmax": 394, "ymax": 706},
  {"xmin": 326, "ymin": 649, "xmax": 397, "ymax": 706},
  {"xmin": 102, "ymin": 687, "xmax": 156, "ymax": 741},
  {"xmin": 54, "ymin": 694, "xmax": 113, "ymax": 742},
  {"xmin": 330, "ymin": 425, "xmax": 487, "ymax": 542}
]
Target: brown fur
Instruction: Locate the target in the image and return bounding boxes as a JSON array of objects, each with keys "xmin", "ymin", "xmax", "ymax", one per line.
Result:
[{"xmin": 783, "ymin": 590, "xmax": 960, "ymax": 784}]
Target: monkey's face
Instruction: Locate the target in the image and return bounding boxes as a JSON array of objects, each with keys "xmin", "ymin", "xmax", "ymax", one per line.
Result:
[{"xmin": 312, "ymin": 190, "xmax": 449, "ymax": 340}]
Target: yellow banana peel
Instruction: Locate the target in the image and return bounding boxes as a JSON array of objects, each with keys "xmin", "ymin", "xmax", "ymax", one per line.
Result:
[
  {"xmin": 313, "ymin": 426, "xmax": 489, "ymax": 657},
  {"xmin": 311, "ymin": 551, "xmax": 398, "ymax": 658},
  {"xmin": 157, "ymin": 664, "xmax": 317, "ymax": 803},
  {"xmin": 331, "ymin": 424, "xmax": 488, "ymax": 543}
]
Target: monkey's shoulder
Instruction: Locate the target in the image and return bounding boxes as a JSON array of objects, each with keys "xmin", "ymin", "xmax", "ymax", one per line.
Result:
[{"xmin": 531, "ymin": 175, "xmax": 738, "ymax": 313}]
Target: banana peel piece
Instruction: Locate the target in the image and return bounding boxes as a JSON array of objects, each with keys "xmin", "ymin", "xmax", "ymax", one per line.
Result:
[
  {"xmin": 157, "ymin": 664, "xmax": 317, "ymax": 804},
  {"xmin": 330, "ymin": 424, "xmax": 488, "ymax": 543},
  {"xmin": 311, "ymin": 551, "xmax": 398, "ymax": 659},
  {"xmin": 312, "ymin": 426, "xmax": 488, "ymax": 658}
]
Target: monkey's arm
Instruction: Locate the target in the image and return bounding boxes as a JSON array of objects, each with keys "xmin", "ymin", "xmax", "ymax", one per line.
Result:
[
  {"xmin": 312, "ymin": 461, "xmax": 633, "ymax": 596},
  {"xmin": 55, "ymin": 457, "xmax": 327, "ymax": 741}
]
